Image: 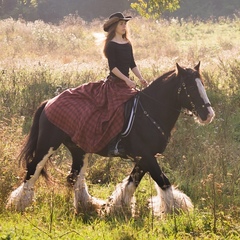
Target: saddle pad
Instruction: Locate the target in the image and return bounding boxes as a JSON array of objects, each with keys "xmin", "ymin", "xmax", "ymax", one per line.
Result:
[
  {"xmin": 44, "ymin": 79, "xmax": 137, "ymax": 152},
  {"xmin": 122, "ymin": 94, "xmax": 140, "ymax": 137}
]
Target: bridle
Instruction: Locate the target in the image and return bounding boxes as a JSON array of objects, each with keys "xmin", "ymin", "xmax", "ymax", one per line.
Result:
[
  {"xmin": 177, "ymin": 81, "xmax": 211, "ymax": 116},
  {"xmin": 136, "ymin": 75, "xmax": 211, "ymax": 140}
]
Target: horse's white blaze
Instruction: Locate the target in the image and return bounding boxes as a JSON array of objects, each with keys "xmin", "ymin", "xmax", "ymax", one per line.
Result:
[
  {"xmin": 6, "ymin": 147, "xmax": 54, "ymax": 211},
  {"xmin": 105, "ymin": 177, "xmax": 136, "ymax": 215},
  {"xmin": 195, "ymin": 78, "xmax": 215, "ymax": 123},
  {"xmin": 149, "ymin": 184, "xmax": 193, "ymax": 217},
  {"xmin": 74, "ymin": 154, "xmax": 105, "ymax": 214}
]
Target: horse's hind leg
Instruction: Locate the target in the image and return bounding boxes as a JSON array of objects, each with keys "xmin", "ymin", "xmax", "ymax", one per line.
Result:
[
  {"xmin": 64, "ymin": 142, "xmax": 105, "ymax": 214},
  {"xmin": 6, "ymin": 146, "xmax": 55, "ymax": 211},
  {"xmin": 7, "ymin": 113, "xmax": 65, "ymax": 211},
  {"xmin": 72, "ymin": 154, "xmax": 106, "ymax": 215},
  {"xmin": 105, "ymin": 162, "xmax": 146, "ymax": 216},
  {"xmin": 64, "ymin": 143, "xmax": 86, "ymax": 186}
]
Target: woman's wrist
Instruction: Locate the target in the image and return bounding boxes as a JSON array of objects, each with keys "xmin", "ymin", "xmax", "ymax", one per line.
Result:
[
  {"xmin": 124, "ymin": 77, "xmax": 131, "ymax": 83},
  {"xmin": 139, "ymin": 77, "xmax": 146, "ymax": 83},
  {"xmin": 139, "ymin": 77, "xmax": 148, "ymax": 87}
]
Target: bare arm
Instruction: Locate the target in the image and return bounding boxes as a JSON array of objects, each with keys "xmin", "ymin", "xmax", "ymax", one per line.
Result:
[
  {"xmin": 131, "ymin": 66, "xmax": 148, "ymax": 88},
  {"xmin": 111, "ymin": 67, "xmax": 136, "ymax": 89}
]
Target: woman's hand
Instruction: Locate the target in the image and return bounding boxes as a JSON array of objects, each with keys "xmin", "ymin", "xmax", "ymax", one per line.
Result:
[
  {"xmin": 139, "ymin": 78, "xmax": 148, "ymax": 88},
  {"xmin": 125, "ymin": 78, "xmax": 136, "ymax": 89}
]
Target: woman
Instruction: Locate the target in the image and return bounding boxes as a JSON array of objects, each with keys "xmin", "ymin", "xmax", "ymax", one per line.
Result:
[
  {"xmin": 103, "ymin": 12, "xmax": 147, "ymax": 156},
  {"xmin": 44, "ymin": 12, "xmax": 146, "ymax": 157},
  {"xmin": 103, "ymin": 12, "xmax": 147, "ymax": 89}
]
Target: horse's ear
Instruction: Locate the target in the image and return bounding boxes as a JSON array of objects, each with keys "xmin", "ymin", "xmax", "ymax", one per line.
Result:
[
  {"xmin": 194, "ymin": 61, "xmax": 201, "ymax": 72},
  {"xmin": 176, "ymin": 63, "xmax": 186, "ymax": 76}
]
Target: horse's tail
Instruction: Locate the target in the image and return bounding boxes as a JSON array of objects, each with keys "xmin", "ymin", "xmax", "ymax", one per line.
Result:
[{"xmin": 19, "ymin": 100, "xmax": 48, "ymax": 168}]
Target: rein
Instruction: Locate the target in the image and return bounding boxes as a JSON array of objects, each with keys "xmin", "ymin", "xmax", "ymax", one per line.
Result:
[
  {"xmin": 138, "ymin": 100, "xmax": 170, "ymax": 142},
  {"xmin": 136, "ymin": 86, "xmax": 183, "ymax": 114}
]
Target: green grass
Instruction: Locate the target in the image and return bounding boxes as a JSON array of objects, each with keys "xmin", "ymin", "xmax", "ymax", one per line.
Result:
[
  {"xmin": 0, "ymin": 15, "xmax": 240, "ymax": 239},
  {"xmin": 1, "ymin": 179, "xmax": 239, "ymax": 239}
]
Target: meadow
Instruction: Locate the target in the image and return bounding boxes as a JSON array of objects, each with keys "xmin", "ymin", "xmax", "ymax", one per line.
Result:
[{"xmin": 0, "ymin": 15, "xmax": 240, "ymax": 239}]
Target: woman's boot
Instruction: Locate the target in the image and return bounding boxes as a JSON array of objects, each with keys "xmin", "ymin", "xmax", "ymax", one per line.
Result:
[{"xmin": 107, "ymin": 135, "xmax": 125, "ymax": 157}]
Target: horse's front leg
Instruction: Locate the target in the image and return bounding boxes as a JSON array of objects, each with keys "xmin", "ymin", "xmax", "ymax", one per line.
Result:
[
  {"xmin": 104, "ymin": 162, "xmax": 146, "ymax": 216},
  {"xmin": 6, "ymin": 147, "xmax": 55, "ymax": 211},
  {"xmin": 145, "ymin": 155, "xmax": 193, "ymax": 216}
]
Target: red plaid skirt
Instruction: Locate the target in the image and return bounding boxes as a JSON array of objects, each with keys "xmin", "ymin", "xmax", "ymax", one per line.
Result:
[{"xmin": 44, "ymin": 77, "xmax": 137, "ymax": 152}]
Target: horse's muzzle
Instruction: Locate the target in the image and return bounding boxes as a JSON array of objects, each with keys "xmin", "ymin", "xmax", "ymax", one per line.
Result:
[{"xmin": 198, "ymin": 106, "xmax": 215, "ymax": 124}]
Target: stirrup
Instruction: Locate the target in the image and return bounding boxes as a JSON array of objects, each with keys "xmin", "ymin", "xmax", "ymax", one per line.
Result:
[{"xmin": 108, "ymin": 139, "xmax": 125, "ymax": 157}]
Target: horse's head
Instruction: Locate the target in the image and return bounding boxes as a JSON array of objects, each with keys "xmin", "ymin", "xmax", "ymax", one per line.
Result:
[{"xmin": 176, "ymin": 62, "xmax": 215, "ymax": 124}]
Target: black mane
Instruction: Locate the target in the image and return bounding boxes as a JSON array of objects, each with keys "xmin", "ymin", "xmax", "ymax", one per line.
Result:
[{"xmin": 145, "ymin": 69, "xmax": 176, "ymax": 89}]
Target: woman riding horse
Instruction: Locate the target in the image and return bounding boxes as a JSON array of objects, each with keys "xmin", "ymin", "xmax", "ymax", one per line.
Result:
[
  {"xmin": 6, "ymin": 61, "xmax": 215, "ymax": 215},
  {"xmin": 45, "ymin": 12, "xmax": 147, "ymax": 159}
]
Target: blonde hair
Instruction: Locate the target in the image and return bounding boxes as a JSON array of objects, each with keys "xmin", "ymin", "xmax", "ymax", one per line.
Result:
[{"xmin": 103, "ymin": 21, "xmax": 130, "ymax": 58}]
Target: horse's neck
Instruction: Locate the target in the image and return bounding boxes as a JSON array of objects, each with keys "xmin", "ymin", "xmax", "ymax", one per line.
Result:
[{"xmin": 141, "ymin": 79, "xmax": 180, "ymax": 133}]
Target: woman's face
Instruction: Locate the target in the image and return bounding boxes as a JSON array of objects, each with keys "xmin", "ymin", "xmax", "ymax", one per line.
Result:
[{"xmin": 115, "ymin": 20, "xmax": 127, "ymax": 35}]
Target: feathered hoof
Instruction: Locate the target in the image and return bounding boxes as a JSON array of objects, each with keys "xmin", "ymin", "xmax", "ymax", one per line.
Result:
[
  {"xmin": 74, "ymin": 196, "xmax": 106, "ymax": 215},
  {"xmin": 6, "ymin": 183, "xmax": 34, "ymax": 212},
  {"xmin": 148, "ymin": 184, "xmax": 193, "ymax": 217},
  {"xmin": 103, "ymin": 195, "xmax": 136, "ymax": 217}
]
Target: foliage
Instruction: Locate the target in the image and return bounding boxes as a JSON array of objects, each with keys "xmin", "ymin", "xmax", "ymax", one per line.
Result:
[
  {"xmin": 131, "ymin": 0, "xmax": 180, "ymax": 19},
  {"xmin": 0, "ymin": 16, "xmax": 240, "ymax": 238},
  {"xmin": 165, "ymin": 0, "xmax": 240, "ymax": 20},
  {"xmin": 0, "ymin": 0, "xmax": 240, "ymax": 22},
  {"xmin": 0, "ymin": 0, "xmax": 136, "ymax": 22}
]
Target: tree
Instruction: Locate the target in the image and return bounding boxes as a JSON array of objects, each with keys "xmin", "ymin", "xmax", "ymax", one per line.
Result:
[
  {"xmin": 163, "ymin": 0, "xmax": 240, "ymax": 20},
  {"xmin": 131, "ymin": 0, "xmax": 180, "ymax": 19},
  {"xmin": 1, "ymin": 0, "xmax": 17, "ymax": 12}
]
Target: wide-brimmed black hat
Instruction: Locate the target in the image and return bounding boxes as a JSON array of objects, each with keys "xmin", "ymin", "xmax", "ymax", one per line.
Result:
[{"xmin": 103, "ymin": 12, "xmax": 132, "ymax": 32}]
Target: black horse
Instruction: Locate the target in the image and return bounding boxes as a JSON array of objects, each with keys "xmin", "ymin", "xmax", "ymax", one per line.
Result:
[{"xmin": 7, "ymin": 63, "xmax": 215, "ymax": 215}]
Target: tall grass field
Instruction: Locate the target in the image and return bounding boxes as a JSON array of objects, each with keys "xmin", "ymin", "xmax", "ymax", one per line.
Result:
[{"xmin": 0, "ymin": 15, "xmax": 240, "ymax": 239}]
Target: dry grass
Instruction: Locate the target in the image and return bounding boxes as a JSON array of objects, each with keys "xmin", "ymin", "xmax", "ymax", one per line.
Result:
[{"xmin": 0, "ymin": 16, "xmax": 239, "ymax": 74}]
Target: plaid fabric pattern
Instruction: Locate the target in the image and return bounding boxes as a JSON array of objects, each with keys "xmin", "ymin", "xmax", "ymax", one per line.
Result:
[{"xmin": 44, "ymin": 78, "xmax": 137, "ymax": 152}]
